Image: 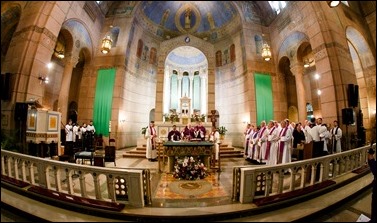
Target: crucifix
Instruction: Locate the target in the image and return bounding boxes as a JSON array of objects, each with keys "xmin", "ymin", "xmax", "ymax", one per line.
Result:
[{"xmin": 208, "ymin": 110, "xmax": 219, "ymax": 127}]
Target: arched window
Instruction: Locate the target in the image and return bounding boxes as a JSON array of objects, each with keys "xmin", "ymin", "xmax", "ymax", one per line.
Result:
[
  {"xmin": 181, "ymin": 72, "xmax": 190, "ymax": 97},
  {"xmin": 136, "ymin": 39, "xmax": 143, "ymax": 58},
  {"xmin": 254, "ymin": 35, "xmax": 263, "ymax": 55},
  {"xmin": 110, "ymin": 27, "xmax": 120, "ymax": 47},
  {"xmin": 192, "ymin": 73, "xmax": 201, "ymax": 110},
  {"xmin": 216, "ymin": 50, "xmax": 222, "ymax": 67},
  {"xmin": 150, "ymin": 47, "xmax": 157, "ymax": 64},
  {"xmin": 230, "ymin": 44, "xmax": 235, "ymax": 62},
  {"xmin": 223, "ymin": 49, "xmax": 229, "ymax": 64},
  {"xmin": 268, "ymin": 1, "xmax": 286, "ymax": 15},
  {"xmin": 170, "ymin": 73, "xmax": 178, "ymax": 109}
]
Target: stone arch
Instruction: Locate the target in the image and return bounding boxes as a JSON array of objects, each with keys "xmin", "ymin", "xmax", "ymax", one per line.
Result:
[
  {"xmin": 345, "ymin": 26, "xmax": 376, "ymax": 138},
  {"xmin": 277, "ymin": 32, "xmax": 309, "ymax": 63},
  {"xmin": 1, "ymin": 3, "xmax": 22, "ymax": 66},
  {"xmin": 156, "ymin": 35, "xmax": 215, "ymax": 121},
  {"xmin": 62, "ymin": 19, "xmax": 94, "ymax": 59}
]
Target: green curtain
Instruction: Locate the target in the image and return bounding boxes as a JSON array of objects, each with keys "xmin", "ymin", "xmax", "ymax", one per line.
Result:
[
  {"xmin": 254, "ymin": 73, "xmax": 274, "ymax": 125},
  {"xmin": 93, "ymin": 68, "xmax": 116, "ymax": 137}
]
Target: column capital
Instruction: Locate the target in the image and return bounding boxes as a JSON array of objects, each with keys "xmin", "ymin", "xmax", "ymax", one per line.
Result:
[
  {"xmin": 63, "ymin": 54, "xmax": 79, "ymax": 67},
  {"xmin": 290, "ymin": 61, "xmax": 304, "ymax": 76}
]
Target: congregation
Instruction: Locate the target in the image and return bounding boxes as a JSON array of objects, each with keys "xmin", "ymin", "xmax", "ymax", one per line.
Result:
[{"xmin": 243, "ymin": 117, "xmax": 343, "ymax": 166}]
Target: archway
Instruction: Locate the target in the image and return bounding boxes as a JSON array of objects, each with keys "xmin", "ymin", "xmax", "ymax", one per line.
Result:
[{"xmin": 163, "ymin": 45, "xmax": 208, "ymax": 123}]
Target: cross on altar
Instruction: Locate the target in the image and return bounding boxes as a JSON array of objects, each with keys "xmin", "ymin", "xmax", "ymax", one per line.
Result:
[{"xmin": 208, "ymin": 110, "xmax": 219, "ymax": 127}]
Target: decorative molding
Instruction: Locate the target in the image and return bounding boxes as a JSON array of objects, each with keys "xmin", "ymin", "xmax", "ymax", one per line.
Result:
[{"xmin": 13, "ymin": 25, "xmax": 57, "ymax": 42}]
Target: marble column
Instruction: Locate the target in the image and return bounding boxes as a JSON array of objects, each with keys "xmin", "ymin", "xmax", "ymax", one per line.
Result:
[
  {"xmin": 58, "ymin": 55, "xmax": 79, "ymax": 124},
  {"xmin": 177, "ymin": 74, "xmax": 182, "ymax": 112},
  {"xmin": 189, "ymin": 74, "xmax": 194, "ymax": 112},
  {"xmin": 290, "ymin": 62, "xmax": 306, "ymax": 122},
  {"xmin": 163, "ymin": 67, "xmax": 171, "ymax": 114},
  {"xmin": 200, "ymin": 75, "xmax": 207, "ymax": 115}
]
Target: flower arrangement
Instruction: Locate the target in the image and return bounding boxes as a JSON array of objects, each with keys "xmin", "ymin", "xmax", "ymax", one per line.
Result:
[
  {"xmin": 218, "ymin": 126, "xmax": 227, "ymax": 136},
  {"xmin": 173, "ymin": 156, "xmax": 208, "ymax": 180},
  {"xmin": 190, "ymin": 113, "xmax": 206, "ymax": 122},
  {"xmin": 163, "ymin": 112, "xmax": 179, "ymax": 122}
]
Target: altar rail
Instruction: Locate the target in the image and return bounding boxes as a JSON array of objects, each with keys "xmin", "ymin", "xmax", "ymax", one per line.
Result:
[
  {"xmin": 231, "ymin": 144, "xmax": 374, "ymax": 204},
  {"xmin": 1, "ymin": 144, "xmax": 374, "ymax": 213},
  {"xmin": 1, "ymin": 150, "xmax": 149, "ymax": 208}
]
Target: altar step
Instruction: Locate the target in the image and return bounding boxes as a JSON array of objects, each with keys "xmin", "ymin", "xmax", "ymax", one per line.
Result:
[{"xmin": 122, "ymin": 144, "xmax": 244, "ymax": 159}]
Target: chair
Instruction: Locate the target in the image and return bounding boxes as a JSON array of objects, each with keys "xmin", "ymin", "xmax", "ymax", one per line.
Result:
[
  {"xmin": 109, "ymin": 138, "xmax": 116, "ymax": 146},
  {"xmin": 95, "ymin": 137, "xmax": 104, "ymax": 151},
  {"xmin": 105, "ymin": 139, "xmax": 116, "ymax": 166}
]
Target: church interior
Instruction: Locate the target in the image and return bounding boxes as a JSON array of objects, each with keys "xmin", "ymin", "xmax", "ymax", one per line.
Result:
[{"xmin": 1, "ymin": 1, "xmax": 376, "ymax": 222}]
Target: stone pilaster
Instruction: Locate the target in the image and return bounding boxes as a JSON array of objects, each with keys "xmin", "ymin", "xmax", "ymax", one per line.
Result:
[
  {"xmin": 290, "ymin": 61, "xmax": 306, "ymax": 122},
  {"xmin": 58, "ymin": 55, "xmax": 79, "ymax": 124}
]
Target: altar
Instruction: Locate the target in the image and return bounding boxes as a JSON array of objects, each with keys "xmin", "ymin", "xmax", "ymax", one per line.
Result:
[{"xmin": 163, "ymin": 141, "xmax": 214, "ymax": 173}]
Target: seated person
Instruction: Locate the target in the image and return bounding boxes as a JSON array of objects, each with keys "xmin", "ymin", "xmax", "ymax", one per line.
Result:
[{"xmin": 168, "ymin": 125, "xmax": 181, "ymax": 141}]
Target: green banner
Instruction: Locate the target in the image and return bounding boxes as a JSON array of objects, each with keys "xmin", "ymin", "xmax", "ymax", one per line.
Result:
[
  {"xmin": 254, "ymin": 73, "xmax": 273, "ymax": 125},
  {"xmin": 93, "ymin": 68, "xmax": 116, "ymax": 137}
]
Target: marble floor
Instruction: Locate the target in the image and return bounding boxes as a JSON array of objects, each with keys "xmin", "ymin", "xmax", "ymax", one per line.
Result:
[{"xmin": 1, "ymin": 147, "xmax": 374, "ymax": 222}]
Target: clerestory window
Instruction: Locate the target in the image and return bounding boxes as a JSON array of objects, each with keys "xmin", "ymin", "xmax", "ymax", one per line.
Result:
[{"xmin": 268, "ymin": 1, "xmax": 286, "ymax": 15}]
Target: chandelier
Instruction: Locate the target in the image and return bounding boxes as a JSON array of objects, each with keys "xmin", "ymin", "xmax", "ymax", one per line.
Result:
[
  {"xmin": 54, "ymin": 49, "xmax": 64, "ymax": 59},
  {"xmin": 304, "ymin": 59, "xmax": 314, "ymax": 68},
  {"xmin": 101, "ymin": 35, "xmax": 113, "ymax": 54},
  {"xmin": 261, "ymin": 43, "xmax": 272, "ymax": 61},
  {"xmin": 54, "ymin": 36, "xmax": 65, "ymax": 59}
]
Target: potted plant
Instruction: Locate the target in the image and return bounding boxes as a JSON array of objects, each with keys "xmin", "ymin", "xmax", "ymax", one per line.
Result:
[
  {"xmin": 217, "ymin": 126, "xmax": 227, "ymax": 140},
  {"xmin": 141, "ymin": 126, "xmax": 147, "ymax": 135}
]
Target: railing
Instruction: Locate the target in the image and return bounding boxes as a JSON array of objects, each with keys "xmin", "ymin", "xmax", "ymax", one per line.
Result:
[
  {"xmin": 1, "ymin": 150, "xmax": 149, "ymax": 207},
  {"xmin": 232, "ymin": 144, "xmax": 374, "ymax": 203},
  {"xmin": 1, "ymin": 144, "xmax": 374, "ymax": 210}
]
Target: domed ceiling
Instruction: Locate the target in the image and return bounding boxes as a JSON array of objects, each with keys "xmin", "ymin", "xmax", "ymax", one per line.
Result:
[
  {"xmin": 106, "ymin": 1, "xmax": 276, "ymax": 42},
  {"xmin": 166, "ymin": 46, "xmax": 207, "ymax": 67},
  {"xmin": 138, "ymin": 1, "xmax": 239, "ymax": 42}
]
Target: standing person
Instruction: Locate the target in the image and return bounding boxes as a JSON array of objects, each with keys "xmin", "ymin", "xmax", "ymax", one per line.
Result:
[
  {"xmin": 267, "ymin": 120, "xmax": 280, "ymax": 166},
  {"xmin": 243, "ymin": 123, "xmax": 253, "ymax": 159},
  {"xmin": 145, "ymin": 121, "xmax": 158, "ymax": 162},
  {"xmin": 168, "ymin": 125, "xmax": 181, "ymax": 141},
  {"xmin": 72, "ymin": 122, "xmax": 80, "ymax": 148},
  {"xmin": 195, "ymin": 121, "xmax": 206, "ymax": 141},
  {"xmin": 303, "ymin": 120, "xmax": 313, "ymax": 144},
  {"xmin": 209, "ymin": 125, "xmax": 220, "ymax": 161},
  {"xmin": 86, "ymin": 120, "xmax": 96, "ymax": 151},
  {"xmin": 310, "ymin": 117, "xmax": 324, "ymax": 158},
  {"xmin": 76, "ymin": 123, "xmax": 83, "ymax": 150},
  {"xmin": 64, "ymin": 119, "xmax": 74, "ymax": 161},
  {"xmin": 277, "ymin": 119, "xmax": 292, "ymax": 165},
  {"xmin": 330, "ymin": 120, "xmax": 342, "ymax": 153},
  {"xmin": 182, "ymin": 123, "xmax": 194, "ymax": 140},
  {"xmin": 257, "ymin": 120, "xmax": 268, "ymax": 164},
  {"xmin": 81, "ymin": 123, "xmax": 88, "ymax": 150},
  {"xmin": 367, "ymin": 142, "xmax": 376, "ymax": 223},
  {"xmin": 319, "ymin": 123, "xmax": 331, "ymax": 155},
  {"xmin": 292, "ymin": 123, "xmax": 306, "ymax": 160},
  {"xmin": 247, "ymin": 125, "xmax": 260, "ymax": 164}
]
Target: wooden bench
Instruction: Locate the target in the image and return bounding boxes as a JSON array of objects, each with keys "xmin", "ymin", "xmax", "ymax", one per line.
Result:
[
  {"xmin": 74, "ymin": 151, "xmax": 93, "ymax": 165},
  {"xmin": 27, "ymin": 185, "xmax": 125, "ymax": 212},
  {"xmin": 1, "ymin": 175, "xmax": 30, "ymax": 188}
]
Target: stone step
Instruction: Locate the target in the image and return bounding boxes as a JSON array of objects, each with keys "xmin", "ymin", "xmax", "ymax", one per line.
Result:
[
  {"xmin": 123, "ymin": 146, "xmax": 243, "ymax": 159},
  {"xmin": 138, "ymin": 144, "xmax": 231, "ymax": 148},
  {"xmin": 122, "ymin": 153, "xmax": 243, "ymax": 159}
]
